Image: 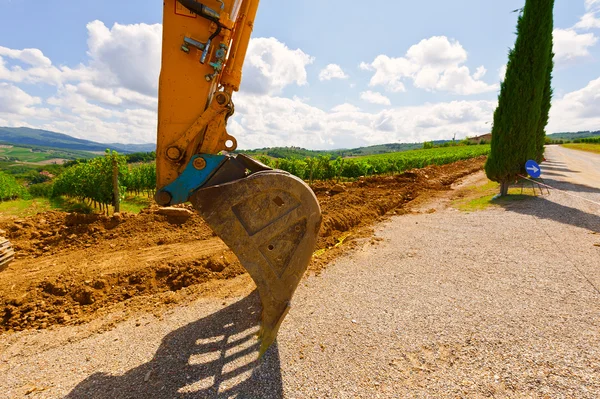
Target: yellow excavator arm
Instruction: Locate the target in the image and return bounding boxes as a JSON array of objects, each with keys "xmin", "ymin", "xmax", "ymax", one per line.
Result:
[{"xmin": 155, "ymin": 0, "xmax": 322, "ymax": 356}]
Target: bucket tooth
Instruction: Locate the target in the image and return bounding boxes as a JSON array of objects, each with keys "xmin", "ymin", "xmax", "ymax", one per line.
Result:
[{"xmin": 190, "ymin": 170, "xmax": 321, "ymax": 356}]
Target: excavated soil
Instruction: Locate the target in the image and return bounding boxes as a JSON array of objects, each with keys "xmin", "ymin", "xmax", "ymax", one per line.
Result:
[{"xmin": 0, "ymin": 157, "xmax": 485, "ymax": 334}]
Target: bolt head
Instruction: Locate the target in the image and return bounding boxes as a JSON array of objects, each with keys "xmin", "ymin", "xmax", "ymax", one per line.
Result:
[
  {"xmin": 166, "ymin": 146, "xmax": 182, "ymax": 161},
  {"xmin": 215, "ymin": 93, "xmax": 227, "ymax": 105},
  {"xmin": 193, "ymin": 157, "xmax": 207, "ymax": 170},
  {"xmin": 155, "ymin": 191, "xmax": 172, "ymax": 206}
]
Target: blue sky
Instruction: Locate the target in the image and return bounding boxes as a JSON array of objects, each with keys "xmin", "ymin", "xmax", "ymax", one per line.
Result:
[{"xmin": 1, "ymin": 0, "xmax": 599, "ymax": 149}]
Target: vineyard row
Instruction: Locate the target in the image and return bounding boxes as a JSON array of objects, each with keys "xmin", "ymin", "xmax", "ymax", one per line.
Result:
[{"xmin": 7, "ymin": 145, "xmax": 491, "ymax": 205}]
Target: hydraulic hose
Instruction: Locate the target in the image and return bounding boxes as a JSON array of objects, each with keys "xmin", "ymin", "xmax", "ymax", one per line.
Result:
[{"xmin": 177, "ymin": 0, "xmax": 221, "ymax": 23}]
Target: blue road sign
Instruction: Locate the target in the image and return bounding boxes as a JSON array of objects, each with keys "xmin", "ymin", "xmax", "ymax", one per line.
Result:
[{"xmin": 525, "ymin": 160, "xmax": 541, "ymax": 178}]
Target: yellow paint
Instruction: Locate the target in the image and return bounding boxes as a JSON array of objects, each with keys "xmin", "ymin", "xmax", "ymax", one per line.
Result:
[
  {"xmin": 156, "ymin": 0, "xmax": 259, "ymax": 189},
  {"xmin": 312, "ymin": 233, "xmax": 352, "ymax": 258},
  {"xmin": 174, "ymin": 2, "xmax": 196, "ymax": 17},
  {"xmin": 335, "ymin": 233, "xmax": 352, "ymax": 248},
  {"xmin": 312, "ymin": 249, "xmax": 327, "ymax": 258}
]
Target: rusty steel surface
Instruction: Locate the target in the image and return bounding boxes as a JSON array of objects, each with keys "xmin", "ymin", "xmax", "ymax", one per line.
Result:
[{"xmin": 191, "ymin": 170, "xmax": 322, "ymax": 355}]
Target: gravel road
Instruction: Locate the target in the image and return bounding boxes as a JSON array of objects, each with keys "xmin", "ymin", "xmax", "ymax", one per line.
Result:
[
  {"xmin": 1, "ymin": 147, "xmax": 599, "ymax": 398},
  {"xmin": 544, "ymin": 145, "xmax": 600, "ymax": 189}
]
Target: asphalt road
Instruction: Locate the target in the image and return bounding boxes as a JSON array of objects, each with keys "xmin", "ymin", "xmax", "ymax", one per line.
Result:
[{"xmin": 1, "ymin": 146, "xmax": 599, "ymax": 398}]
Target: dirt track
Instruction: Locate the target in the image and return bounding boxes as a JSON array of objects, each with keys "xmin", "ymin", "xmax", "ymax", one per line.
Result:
[
  {"xmin": 0, "ymin": 157, "xmax": 485, "ymax": 334},
  {"xmin": 1, "ymin": 149, "xmax": 599, "ymax": 398}
]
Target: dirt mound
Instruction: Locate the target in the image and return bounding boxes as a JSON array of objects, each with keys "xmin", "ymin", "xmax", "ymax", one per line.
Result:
[
  {"xmin": 1, "ymin": 204, "xmax": 215, "ymax": 260},
  {"xmin": 1, "ymin": 251, "xmax": 244, "ymax": 332},
  {"xmin": 0, "ymin": 156, "xmax": 485, "ymax": 333}
]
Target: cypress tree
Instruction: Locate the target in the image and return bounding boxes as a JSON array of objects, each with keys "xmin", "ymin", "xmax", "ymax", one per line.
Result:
[
  {"xmin": 535, "ymin": 46, "xmax": 554, "ymax": 163},
  {"xmin": 485, "ymin": 0, "xmax": 555, "ymax": 196}
]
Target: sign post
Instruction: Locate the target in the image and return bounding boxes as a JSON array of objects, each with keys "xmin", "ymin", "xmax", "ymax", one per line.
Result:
[{"xmin": 525, "ymin": 160, "xmax": 542, "ymax": 178}]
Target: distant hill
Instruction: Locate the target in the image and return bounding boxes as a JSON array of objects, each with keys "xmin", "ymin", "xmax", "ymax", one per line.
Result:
[
  {"xmin": 0, "ymin": 143, "xmax": 95, "ymax": 164},
  {"xmin": 547, "ymin": 131, "xmax": 600, "ymax": 140},
  {"xmin": 4, "ymin": 125, "xmax": 595, "ymax": 161},
  {"xmin": 238, "ymin": 142, "xmax": 439, "ymax": 159},
  {"xmin": 0, "ymin": 127, "xmax": 156, "ymax": 153}
]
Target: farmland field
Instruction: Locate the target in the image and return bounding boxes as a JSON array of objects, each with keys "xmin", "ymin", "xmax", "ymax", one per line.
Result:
[
  {"xmin": 0, "ymin": 145, "xmax": 93, "ymax": 163},
  {"xmin": 356, "ymin": 144, "xmax": 491, "ymax": 164},
  {"xmin": 262, "ymin": 144, "xmax": 491, "ymax": 181},
  {"xmin": 562, "ymin": 143, "xmax": 600, "ymax": 154}
]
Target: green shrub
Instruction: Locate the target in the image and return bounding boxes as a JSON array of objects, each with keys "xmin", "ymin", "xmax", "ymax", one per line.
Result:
[
  {"xmin": 28, "ymin": 181, "xmax": 54, "ymax": 198},
  {"xmin": 0, "ymin": 171, "xmax": 26, "ymax": 201}
]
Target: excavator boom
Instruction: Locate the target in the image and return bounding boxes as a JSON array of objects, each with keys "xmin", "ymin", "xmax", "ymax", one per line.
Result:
[{"xmin": 155, "ymin": 0, "xmax": 322, "ymax": 356}]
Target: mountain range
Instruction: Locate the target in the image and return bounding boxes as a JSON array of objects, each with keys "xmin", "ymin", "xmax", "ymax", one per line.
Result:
[
  {"xmin": 0, "ymin": 126, "xmax": 597, "ymax": 157},
  {"xmin": 0, "ymin": 127, "xmax": 156, "ymax": 154}
]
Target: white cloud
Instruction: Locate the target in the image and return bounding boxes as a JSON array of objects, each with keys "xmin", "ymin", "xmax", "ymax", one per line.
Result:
[
  {"xmin": 359, "ymin": 62, "xmax": 373, "ymax": 71},
  {"xmin": 0, "ymin": 47, "xmax": 51, "ymax": 68},
  {"xmin": 574, "ymin": 12, "xmax": 600, "ymax": 30},
  {"xmin": 362, "ymin": 55, "xmax": 411, "ymax": 92},
  {"xmin": 548, "ymin": 76, "xmax": 600, "ymax": 132},
  {"xmin": 473, "ymin": 66, "xmax": 487, "ymax": 80},
  {"xmin": 0, "ymin": 82, "xmax": 42, "ymax": 116},
  {"xmin": 0, "ymin": 21, "xmax": 163, "ymax": 144},
  {"xmin": 498, "ymin": 64, "xmax": 507, "ymax": 81},
  {"xmin": 318, "ymin": 64, "xmax": 349, "ymax": 81},
  {"xmin": 0, "ymin": 46, "xmax": 63, "ymax": 85},
  {"xmin": 240, "ymin": 37, "xmax": 314, "ymax": 95},
  {"xmin": 230, "ymin": 93, "xmax": 497, "ymax": 150},
  {"xmin": 11, "ymin": 18, "xmax": 596, "ymax": 151},
  {"xmin": 406, "ymin": 36, "xmax": 467, "ymax": 68},
  {"xmin": 585, "ymin": 0, "xmax": 600, "ymax": 10},
  {"xmin": 360, "ymin": 91, "xmax": 391, "ymax": 105},
  {"xmin": 0, "ymin": 27, "xmax": 319, "ymax": 145},
  {"xmin": 114, "ymin": 88, "xmax": 158, "ymax": 110},
  {"xmin": 84, "ymin": 20, "xmax": 162, "ymax": 96},
  {"xmin": 553, "ymin": 29, "xmax": 598, "ymax": 62},
  {"xmin": 331, "ymin": 103, "xmax": 361, "ymax": 113},
  {"xmin": 0, "ymin": 25, "xmax": 499, "ymax": 149},
  {"xmin": 569, "ymin": 0, "xmax": 600, "ymax": 30},
  {"xmin": 360, "ymin": 36, "xmax": 498, "ymax": 95},
  {"xmin": 77, "ymin": 82, "xmax": 123, "ymax": 106},
  {"xmin": 434, "ymin": 66, "xmax": 499, "ymax": 95}
]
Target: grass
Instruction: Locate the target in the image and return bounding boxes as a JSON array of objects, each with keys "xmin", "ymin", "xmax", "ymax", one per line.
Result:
[
  {"xmin": 0, "ymin": 144, "xmax": 94, "ymax": 164},
  {"xmin": 452, "ymin": 179, "xmax": 541, "ymax": 212},
  {"xmin": 0, "ymin": 194, "xmax": 153, "ymax": 218},
  {"xmin": 0, "ymin": 198, "xmax": 55, "ymax": 217},
  {"xmin": 356, "ymin": 144, "xmax": 491, "ymax": 162},
  {"xmin": 119, "ymin": 194, "xmax": 153, "ymax": 214},
  {"xmin": 0, "ymin": 147, "xmax": 52, "ymax": 162},
  {"xmin": 562, "ymin": 143, "xmax": 600, "ymax": 155}
]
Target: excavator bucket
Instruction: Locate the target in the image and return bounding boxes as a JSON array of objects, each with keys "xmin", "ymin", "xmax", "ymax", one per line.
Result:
[
  {"xmin": 155, "ymin": 0, "xmax": 322, "ymax": 355},
  {"xmin": 190, "ymin": 170, "xmax": 322, "ymax": 355}
]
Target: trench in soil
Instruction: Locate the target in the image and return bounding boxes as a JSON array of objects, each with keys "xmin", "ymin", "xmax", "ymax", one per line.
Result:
[{"xmin": 0, "ymin": 157, "xmax": 486, "ymax": 333}]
